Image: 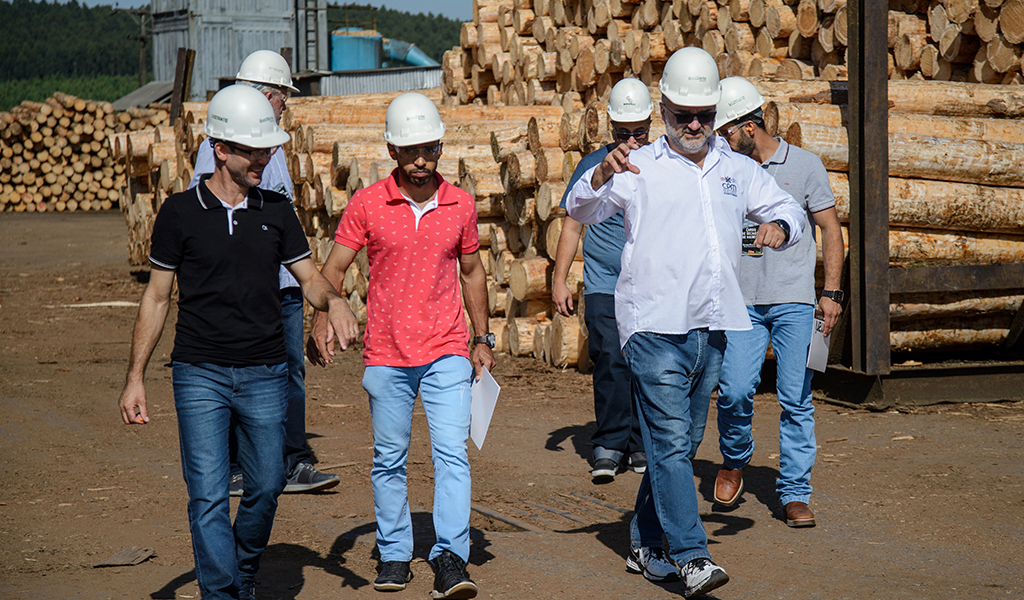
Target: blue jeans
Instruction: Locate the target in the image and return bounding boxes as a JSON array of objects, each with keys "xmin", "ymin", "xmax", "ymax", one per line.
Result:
[
  {"xmin": 281, "ymin": 288, "xmax": 312, "ymax": 473},
  {"xmin": 172, "ymin": 361, "xmax": 288, "ymax": 600},
  {"xmin": 229, "ymin": 288, "xmax": 310, "ymax": 476},
  {"xmin": 717, "ymin": 303, "xmax": 816, "ymax": 505},
  {"xmin": 584, "ymin": 293, "xmax": 643, "ymax": 463},
  {"xmin": 362, "ymin": 355, "xmax": 473, "ymax": 563},
  {"xmin": 623, "ymin": 330, "xmax": 726, "ymax": 564}
]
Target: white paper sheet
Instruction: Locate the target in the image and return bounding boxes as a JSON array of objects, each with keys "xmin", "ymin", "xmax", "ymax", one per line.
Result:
[
  {"xmin": 806, "ymin": 313, "xmax": 831, "ymax": 373},
  {"xmin": 470, "ymin": 366, "xmax": 501, "ymax": 450}
]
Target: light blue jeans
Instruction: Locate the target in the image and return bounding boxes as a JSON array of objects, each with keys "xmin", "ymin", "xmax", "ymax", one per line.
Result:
[
  {"xmin": 717, "ymin": 303, "xmax": 816, "ymax": 505},
  {"xmin": 623, "ymin": 330, "xmax": 726, "ymax": 565},
  {"xmin": 172, "ymin": 361, "xmax": 288, "ymax": 600},
  {"xmin": 362, "ymin": 355, "xmax": 473, "ymax": 563}
]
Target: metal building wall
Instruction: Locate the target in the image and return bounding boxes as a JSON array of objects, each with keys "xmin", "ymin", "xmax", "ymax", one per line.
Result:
[
  {"xmin": 318, "ymin": 67, "xmax": 442, "ymax": 96},
  {"xmin": 151, "ymin": 0, "xmax": 295, "ymax": 101}
]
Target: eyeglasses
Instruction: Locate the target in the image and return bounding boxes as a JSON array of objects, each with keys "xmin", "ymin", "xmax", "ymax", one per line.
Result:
[
  {"xmin": 267, "ymin": 87, "xmax": 291, "ymax": 104},
  {"xmin": 220, "ymin": 140, "xmax": 278, "ymax": 161},
  {"xmin": 717, "ymin": 122, "xmax": 746, "ymax": 137},
  {"xmin": 613, "ymin": 128, "xmax": 649, "ymax": 142},
  {"xmin": 394, "ymin": 143, "xmax": 442, "ymax": 160},
  {"xmin": 664, "ymin": 106, "xmax": 717, "ymax": 126}
]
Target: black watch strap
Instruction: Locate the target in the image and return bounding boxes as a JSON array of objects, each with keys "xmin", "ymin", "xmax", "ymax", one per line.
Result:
[
  {"xmin": 821, "ymin": 290, "xmax": 845, "ymax": 303},
  {"xmin": 474, "ymin": 333, "xmax": 496, "ymax": 349},
  {"xmin": 771, "ymin": 219, "xmax": 790, "ymax": 242}
]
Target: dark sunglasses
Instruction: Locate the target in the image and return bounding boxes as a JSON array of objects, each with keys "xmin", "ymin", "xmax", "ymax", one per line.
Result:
[
  {"xmin": 664, "ymin": 107, "xmax": 717, "ymax": 126},
  {"xmin": 220, "ymin": 140, "xmax": 277, "ymax": 161},
  {"xmin": 613, "ymin": 129, "xmax": 649, "ymax": 142},
  {"xmin": 395, "ymin": 142, "xmax": 442, "ymax": 160}
]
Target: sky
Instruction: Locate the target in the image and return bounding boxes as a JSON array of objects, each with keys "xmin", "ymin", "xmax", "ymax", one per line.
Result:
[{"xmin": 73, "ymin": 0, "xmax": 472, "ymax": 21}]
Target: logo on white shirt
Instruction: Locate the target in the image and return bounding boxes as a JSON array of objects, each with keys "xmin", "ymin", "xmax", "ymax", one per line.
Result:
[{"xmin": 720, "ymin": 176, "xmax": 738, "ymax": 197}]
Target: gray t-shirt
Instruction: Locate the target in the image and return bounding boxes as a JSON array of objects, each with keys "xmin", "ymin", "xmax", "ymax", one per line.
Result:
[{"xmin": 738, "ymin": 138, "xmax": 834, "ymax": 306}]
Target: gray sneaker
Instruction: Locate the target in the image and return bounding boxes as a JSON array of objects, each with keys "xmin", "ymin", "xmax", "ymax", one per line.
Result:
[
  {"xmin": 680, "ymin": 557, "xmax": 729, "ymax": 598},
  {"xmin": 229, "ymin": 473, "xmax": 244, "ymax": 497},
  {"xmin": 283, "ymin": 462, "xmax": 340, "ymax": 493}
]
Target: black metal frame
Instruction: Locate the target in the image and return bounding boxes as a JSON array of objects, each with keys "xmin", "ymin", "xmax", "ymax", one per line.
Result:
[{"xmin": 818, "ymin": 0, "xmax": 1024, "ymax": 407}]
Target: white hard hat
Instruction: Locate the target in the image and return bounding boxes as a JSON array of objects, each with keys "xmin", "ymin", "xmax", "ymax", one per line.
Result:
[
  {"xmin": 236, "ymin": 50, "xmax": 299, "ymax": 93},
  {"xmin": 608, "ymin": 78, "xmax": 653, "ymax": 122},
  {"xmin": 203, "ymin": 85, "xmax": 291, "ymax": 148},
  {"xmin": 658, "ymin": 47, "xmax": 721, "ymax": 107},
  {"xmin": 384, "ymin": 92, "xmax": 446, "ymax": 147},
  {"xmin": 715, "ymin": 77, "xmax": 766, "ymax": 131}
]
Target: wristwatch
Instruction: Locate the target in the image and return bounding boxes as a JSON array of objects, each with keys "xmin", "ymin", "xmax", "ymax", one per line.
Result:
[
  {"xmin": 770, "ymin": 219, "xmax": 791, "ymax": 242},
  {"xmin": 821, "ymin": 290, "xmax": 845, "ymax": 303},
  {"xmin": 474, "ymin": 333, "xmax": 496, "ymax": 349}
]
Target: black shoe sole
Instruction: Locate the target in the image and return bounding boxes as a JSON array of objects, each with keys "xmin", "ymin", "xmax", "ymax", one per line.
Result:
[{"xmin": 686, "ymin": 569, "xmax": 730, "ymax": 597}]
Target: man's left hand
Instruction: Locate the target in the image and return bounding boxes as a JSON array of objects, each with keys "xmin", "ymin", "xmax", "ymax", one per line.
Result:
[
  {"xmin": 755, "ymin": 222, "xmax": 788, "ymax": 249},
  {"xmin": 819, "ymin": 296, "xmax": 842, "ymax": 336},
  {"xmin": 471, "ymin": 343, "xmax": 496, "ymax": 381}
]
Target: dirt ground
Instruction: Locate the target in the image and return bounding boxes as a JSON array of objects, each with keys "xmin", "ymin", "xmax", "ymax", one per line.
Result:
[{"xmin": 2, "ymin": 211, "xmax": 1023, "ymax": 600}]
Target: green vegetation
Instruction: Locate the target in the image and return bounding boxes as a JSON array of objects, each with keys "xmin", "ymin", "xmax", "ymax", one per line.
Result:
[
  {"xmin": 328, "ymin": 4, "xmax": 462, "ymax": 63},
  {"xmin": 0, "ymin": 0, "xmax": 148, "ymax": 81},
  {"xmin": 0, "ymin": 74, "xmax": 140, "ymax": 111}
]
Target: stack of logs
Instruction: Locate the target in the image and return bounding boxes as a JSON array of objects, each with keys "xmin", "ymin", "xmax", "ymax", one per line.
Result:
[
  {"xmin": 441, "ymin": 0, "xmax": 1024, "ymax": 111},
  {"xmin": 0, "ymin": 92, "xmax": 169, "ymax": 213}
]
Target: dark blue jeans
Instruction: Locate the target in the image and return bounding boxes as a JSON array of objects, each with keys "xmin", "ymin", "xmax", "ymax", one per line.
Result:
[
  {"xmin": 584, "ymin": 293, "xmax": 643, "ymax": 463},
  {"xmin": 230, "ymin": 287, "xmax": 310, "ymax": 476},
  {"xmin": 172, "ymin": 361, "xmax": 288, "ymax": 600},
  {"xmin": 623, "ymin": 329, "xmax": 726, "ymax": 565}
]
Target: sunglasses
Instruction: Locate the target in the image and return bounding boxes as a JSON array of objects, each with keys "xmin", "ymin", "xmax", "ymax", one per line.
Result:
[
  {"xmin": 220, "ymin": 140, "xmax": 278, "ymax": 161},
  {"xmin": 613, "ymin": 129, "xmax": 649, "ymax": 142},
  {"xmin": 394, "ymin": 142, "xmax": 442, "ymax": 160},
  {"xmin": 717, "ymin": 122, "xmax": 746, "ymax": 137},
  {"xmin": 664, "ymin": 106, "xmax": 717, "ymax": 126}
]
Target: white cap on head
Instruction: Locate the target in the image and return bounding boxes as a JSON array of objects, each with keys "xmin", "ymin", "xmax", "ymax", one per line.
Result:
[
  {"xmin": 384, "ymin": 92, "xmax": 446, "ymax": 147},
  {"xmin": 658, "ymin": 47, "xmax": 721, "ymax": 107},
  {"xmin": 608, "ymin": 78, "xmax": 653, "ymax": 122},
  {"xmin": 715, "ymin": 77, "xmax": 766, "ymax": 131},
  {"xmin": 236, "ymin": 50, "xmax": 299, "ymax": 93},
  {"xmin": 203, "ymin": 84, "xmax": 291, "ymax": 148}
]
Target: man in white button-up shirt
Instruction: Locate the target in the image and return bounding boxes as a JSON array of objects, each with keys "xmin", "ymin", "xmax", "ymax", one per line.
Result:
[{"xmin": 566, "ymin": 48, "xmax": 806, "ymax": 598}]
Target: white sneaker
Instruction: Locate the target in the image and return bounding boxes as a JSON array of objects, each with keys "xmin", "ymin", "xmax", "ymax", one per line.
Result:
[
  {"xmin": 625, "ymin": 545, "xmax": 680, "ymax": 582},
  {"xmin": 680, "ymin": 557, "xmax": 729, "ymax": 597}
]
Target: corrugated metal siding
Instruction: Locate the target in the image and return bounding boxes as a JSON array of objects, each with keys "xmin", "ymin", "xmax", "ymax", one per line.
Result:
[
  {"xmin": 151, "ymin": 0, "xmax": 295, "ymax": 100},
  {"xmin": 319, "ymin": 67, "xmax": 442, "ymax": 96}
]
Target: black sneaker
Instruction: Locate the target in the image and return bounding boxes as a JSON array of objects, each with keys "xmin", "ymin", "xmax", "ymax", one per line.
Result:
[
  {"xmin": 239, "ymin": 579, "xmax": 256, "ymax": 600},
  {"xmin": 229, "ymin": 473, "xmax": 243, "ymax": 497},
  {"xmin": 429, "ymin": 549, "xmax": 478, "ymax": 599},
  {"xmin": 628, "ymin": 451, "xmax": 647, "ymax": 474},
  {"xmin": 374, "ymin": 561, "xmax": 412, "ymax": 592},
  {"xmin": 283, "ymin": 462, "xmax": 341, "ymax": 493},
  {"xmin": 591, "ymin": 457, "xmax": 618, "ymax": 482}
]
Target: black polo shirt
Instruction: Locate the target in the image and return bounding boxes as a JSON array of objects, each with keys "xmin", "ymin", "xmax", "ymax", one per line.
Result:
[{"xmin": 149, "ymin": 179, "xmax": 311, "ymax": 366}]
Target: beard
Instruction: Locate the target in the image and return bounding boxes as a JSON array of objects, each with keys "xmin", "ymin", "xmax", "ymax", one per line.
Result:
[
  {"xmin": 666, "ymin": 123, "xmax": 712, "ymax": 155},
  {"xmin": 405, "ymin": 165, "xmax": 436, "ymax": 188},
  {"xmin": 733, "ymin": 129, "xmax": 756, "ymax": 157},
  {"xmin": 229, "ymin": 160, "xmax": 263, "ymax": 189}
]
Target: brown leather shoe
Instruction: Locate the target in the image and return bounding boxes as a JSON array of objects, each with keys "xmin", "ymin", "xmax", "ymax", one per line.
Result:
[
  {"xmin": 713, "ymin": 467, "xmax": 744, "ymax": 506},
  {"xmin": 784, "ymin": 501, "xmax": 816, "ymax": 527}
]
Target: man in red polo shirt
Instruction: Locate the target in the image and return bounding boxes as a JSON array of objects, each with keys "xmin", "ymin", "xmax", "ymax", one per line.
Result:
[{"xmin": 308, "ymin": 92, "xmax": 495, "ymax": 600}]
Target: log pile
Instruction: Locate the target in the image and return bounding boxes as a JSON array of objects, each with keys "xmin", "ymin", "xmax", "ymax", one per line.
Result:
[
  {"xmin": 0, "ymin": 93, "xmax": 169, "ymax": 213},
  {"xmin": 441, "ymin": 0, "xmax": 1024, "ymax": 111},
  {"xmin": 768, "ymin": 78, "xmax": 1024, "ymax": 352}
]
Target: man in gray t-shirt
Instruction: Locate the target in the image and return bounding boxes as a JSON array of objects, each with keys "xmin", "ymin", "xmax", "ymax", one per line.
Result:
[{"xmin": 711, "ymin": 77, "xmax": 845, "ymax": 528}]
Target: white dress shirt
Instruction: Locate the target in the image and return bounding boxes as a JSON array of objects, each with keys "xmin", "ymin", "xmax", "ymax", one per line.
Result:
[
  {"xmin": 189, "ymin": 140, "xmax": 300, "ymax": 290},
  {"xmin": 566, "ymin": 135, "xmax": 806, "ymax": 347}
]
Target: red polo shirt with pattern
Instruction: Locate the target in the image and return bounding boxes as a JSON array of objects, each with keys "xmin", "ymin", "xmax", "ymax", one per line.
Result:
[{"xmin": 334, "ymin": 169, "xmax": 480, "ymax": 367}]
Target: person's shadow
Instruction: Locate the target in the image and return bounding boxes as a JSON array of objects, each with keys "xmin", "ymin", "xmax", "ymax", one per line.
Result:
[
  {"xmin": 694, "ymin": 457, "xmax": 784, "ymax": 528},
  {"xmin": 151, "ymin": 513, "xmax": 496, "ymax": 599},
  {"xmin": 545, "ymin": 422, "xmax": 597, "ymax": 461}
]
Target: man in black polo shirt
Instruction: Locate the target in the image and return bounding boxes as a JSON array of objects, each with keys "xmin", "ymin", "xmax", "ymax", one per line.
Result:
[{"xmin": 117, "ymin": 85, "xmax": 358, "ymax": 600}]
